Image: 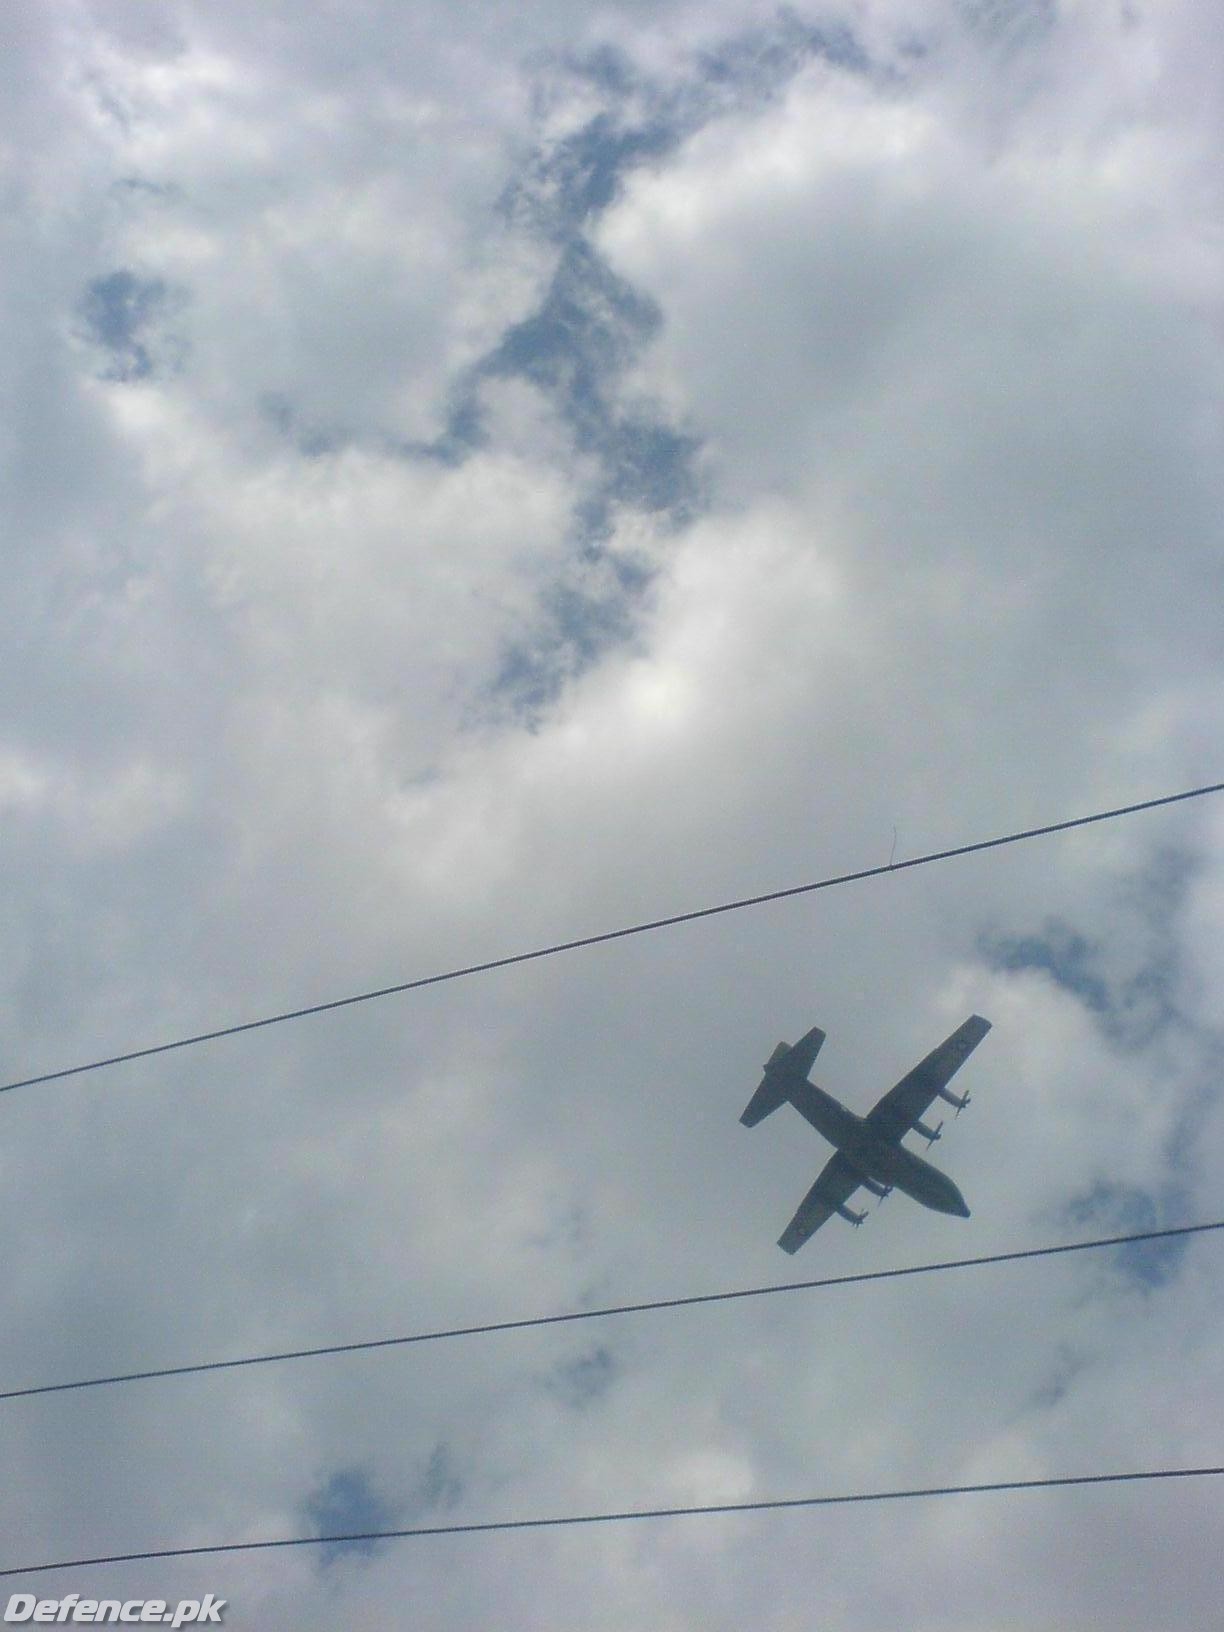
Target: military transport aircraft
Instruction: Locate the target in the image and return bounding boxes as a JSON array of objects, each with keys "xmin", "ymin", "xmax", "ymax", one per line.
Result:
[{"xmin": 741, "ymin": 1015, "xmax": 991, "ymax": 1252}]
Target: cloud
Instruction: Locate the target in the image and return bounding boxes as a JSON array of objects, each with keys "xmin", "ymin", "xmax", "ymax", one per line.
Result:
[
  {"xmin": 78, "ymin": 269, "xmax": 186, "ymax": 382},
  {"xmin": 0, "ymin": 3, "xmax": 1221, "ymax": 1629},
  {"xmin": 545, "ymin": 1345, "xmax": 619, "ymax": 1409},
  {"xmin": 304, "ymin": 1467, "xmax": 399, "ymax": 1566}
]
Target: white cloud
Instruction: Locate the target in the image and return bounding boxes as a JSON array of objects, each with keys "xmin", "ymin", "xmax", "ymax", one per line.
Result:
[{"xmin": 0, "ymin": 3, "xmax": 1220, "ymax": 1629}]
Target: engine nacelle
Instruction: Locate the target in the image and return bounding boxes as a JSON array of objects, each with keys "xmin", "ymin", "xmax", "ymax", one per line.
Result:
[{"xmin": 913, "ymin": 1118, "xmax": 942, "ymax": 1143}]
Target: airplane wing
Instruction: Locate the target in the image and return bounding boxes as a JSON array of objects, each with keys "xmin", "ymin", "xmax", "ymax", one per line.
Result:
[
  {"xmin": 777, "ymin": 1150, "xmax": 863, "ymax": 1254},
  {"xmin": 865, "ymin": 1014, "xmax": 991, "ymax": 1144}
]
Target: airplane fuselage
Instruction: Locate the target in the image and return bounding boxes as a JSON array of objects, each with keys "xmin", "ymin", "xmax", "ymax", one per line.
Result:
[{"xmin": 787, "ymin": 1079, "xmax": 970, "ymax": 1217}]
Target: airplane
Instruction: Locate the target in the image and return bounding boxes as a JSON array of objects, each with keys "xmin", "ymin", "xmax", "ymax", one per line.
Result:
[{"xmin": 740, "ymin": 1014, "xmax": 991, "ymax": 1252}]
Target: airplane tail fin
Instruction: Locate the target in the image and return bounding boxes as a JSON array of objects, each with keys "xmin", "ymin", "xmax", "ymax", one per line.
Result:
[{"xmin": 740, "ymin": 1027, "xmax": 825, "ymax": 1126}]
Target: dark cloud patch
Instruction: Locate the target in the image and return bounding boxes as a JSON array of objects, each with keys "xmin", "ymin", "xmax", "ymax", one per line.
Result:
[
  {"xmin": 417, "ymin": 1442, "xmax": 464, "ymax": 1512},
  {"xmin": 980, "ymin": 920, "xmax": 1112, "ymax": 1015},
  {"xmin": 507, "ymin": 109, "xmax": 677, "ymax": 240},
  {"xmin": 1093, "ymin": 899, "xmax": 1185, "ymax": 1049},
  {"xmin": 111, "ymin": 176, "xmax": 182, "ymax": 203},
  {"xmin": 1084, "ymin": 850, "xmax": 1196, "ymax": 1048},
  {"xmin": 491, "ymin": 563, "xmax": 646, "ymax": 717},
  {"xmin": 1063, "ymin": 1179, "xmax": 1190, "ymax": 1288},
  {"xmin": 468, "ymin": 236, "xmax": 699, "ymax": 712},
  {"xmin": 1028, "ymin": 1343, "xmax": 1087, "ymax": 1410},
  {"xmin": 272, "ymin": 393, "xmax": 485, "ymax": 468},
  {"xmin": 249, "ymin": 13, "xmax": 863, "ymax": 715},
  {"xmin": 304, "ymin": 1444, "xmax": 461, "ymax": 1570},
  {"xmin": 466, "ymin": 12, "xmax": 867, "ymax": 715},
  {"xmin": 304, "ymin": 1466, "xmax": 398, "ymax": 1566},
  {"xmin": 696, "ymin": 6, "xmax": 870, "ymax": 92},
  {"xmin": 1066, "ymin": 1177, "xmax": 1160, "ymax": 1235},
  {"xmin": 981, "ymin": 851, "xmax": 1197, "ymax": 1048},
  {"xmin": 600, "ymin": 414, "xmax": 701, "ymax": 516},
  {"xmin": 546, "ymin": 1345, "xmax": 617, "ymax": 1409},
  {"xmin": 1163, "ymin": 1030, "xmax": 1224, "ymax": 1217},
  {"xmin": 259, "ymin": 392, "xmax": 344, "ymax": 459},
  {"xmin": 560, "ymin": 11, "xmax": 870, "ymax": 145},
  {"xmin": 1118, "ymin": 847, "xmax": 1195, "ymax": 943},
  {"xmin": 393, "ymin": 394, "xmax": 488, "ymax": 467},
  {"xmin": 562, "ymin": 40, "xmax": 638, "ymax": 100},
  {"xmin": 470, "ymin": 195, "xmax": 700, "ymax": 711},
  {"xmin": 78, "ymin": 269, "xmax": 184, "ymax": 383},
  {"xmin": 985, "ymin": 855, "xmax": 1216, "ymax": 1293},
  {"xmin": 480, "ymin": 239, "xmax": 702, "ymax": 526},
  {"xmin": 485, "ymin": 241, "xmax": 659, "ymax": 401}
]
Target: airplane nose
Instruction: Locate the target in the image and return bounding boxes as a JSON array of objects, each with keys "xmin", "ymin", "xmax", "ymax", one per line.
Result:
[{"xmin": 943, "ymin": 1178, "xmax": 970, "ymax": 1217}]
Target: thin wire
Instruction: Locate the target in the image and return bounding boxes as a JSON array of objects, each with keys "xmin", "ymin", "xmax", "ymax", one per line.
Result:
[
  {"xmin": 4, "ymin": 780, "xmax": 1222, "ymax": 1096},
  {"xmin": 4, "ymin": 1220, "xmax": 1216, "ymax": 1404},
  {"xmin": 4, "ymin": 1466, "xmax": 1219, "ymax": 1578}
]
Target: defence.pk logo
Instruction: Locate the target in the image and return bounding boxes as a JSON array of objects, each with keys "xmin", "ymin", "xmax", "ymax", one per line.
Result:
[{"xmin": 5, "ymin": 1597, "xmax": 225, "ymax": 1626}]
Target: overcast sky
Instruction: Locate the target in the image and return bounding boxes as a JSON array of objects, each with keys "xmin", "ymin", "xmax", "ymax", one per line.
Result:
[{"xmin": 1, "ymin": 1, "xmax": 1222, "ymax": 1626}]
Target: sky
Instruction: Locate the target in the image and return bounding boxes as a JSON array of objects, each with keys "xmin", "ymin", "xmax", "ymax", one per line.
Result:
[{"xmin": 1, "ymin": 0, "xmax": 1222, "ymax": 1626}]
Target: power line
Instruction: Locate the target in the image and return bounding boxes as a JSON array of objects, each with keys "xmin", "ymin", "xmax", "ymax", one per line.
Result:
[
  {"xmin": 3, "ymin": 779, "xmax": 1221, "ymax": 1097},
  {"xmin": 4, "ymin": 1220, "xmax": 1217, "ymax": 1405},
  {"xmin": 4, "ymin": 1466, "xmax": 1219, "ymax": 1578}
]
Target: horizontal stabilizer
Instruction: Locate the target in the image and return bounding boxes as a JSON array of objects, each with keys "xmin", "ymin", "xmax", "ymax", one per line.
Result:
[
  {"xmin": 740, "ymin": 1068, "xmax": 790, "ymax": 1128},
  {"xmin": 740, "ymin": 1026, "xmax": 825, "ymax": 1126},
  {"xmin": 787, "ymin": 1025, "xmax": 826, "ymax": 1080}
]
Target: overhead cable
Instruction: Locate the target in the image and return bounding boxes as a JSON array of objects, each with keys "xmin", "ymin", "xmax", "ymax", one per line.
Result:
[
  {"xmin": 3, "ymin": 779, "xmax": 1221, "ymax": 1097},
  {"xmin": 3, "ymin": 1220, "xmax": 1217, "ymax": 1404},
  {"xmin": 4, "ymin": 1466, "xmax": 1220, "ymax": 1578}
]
